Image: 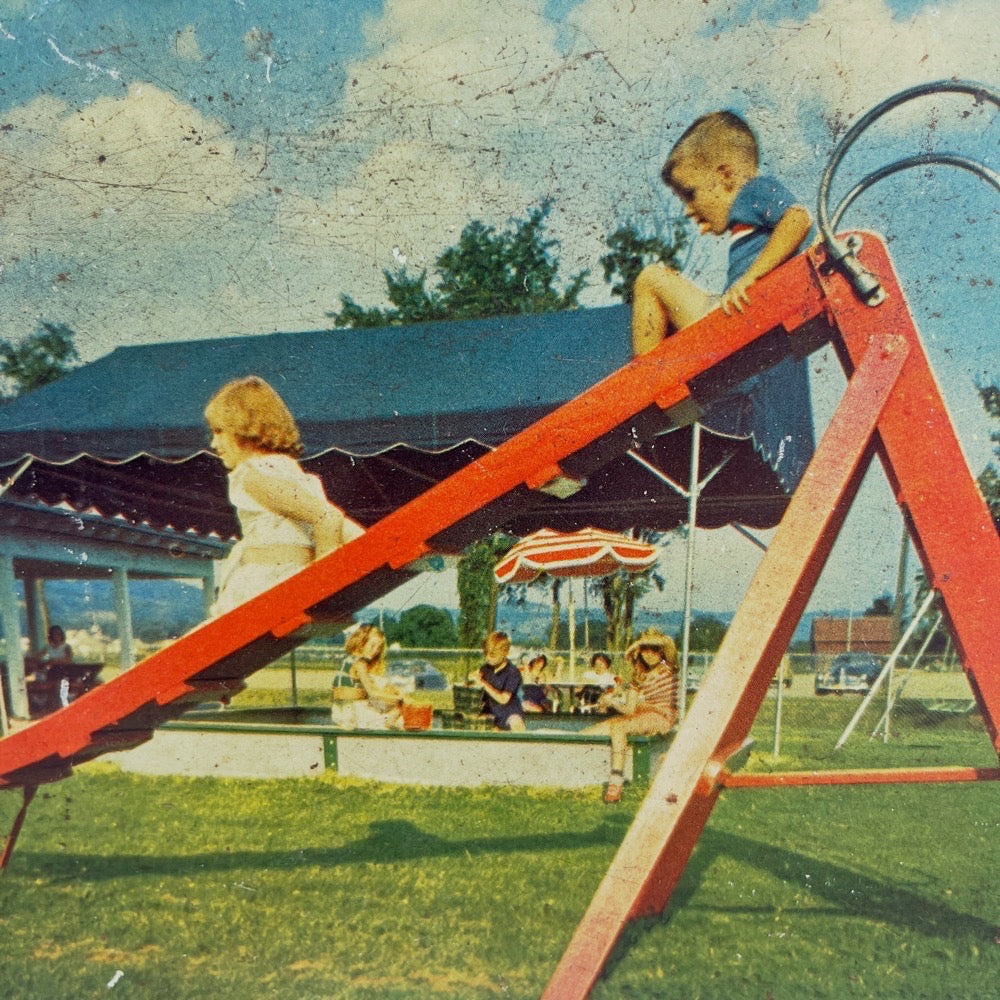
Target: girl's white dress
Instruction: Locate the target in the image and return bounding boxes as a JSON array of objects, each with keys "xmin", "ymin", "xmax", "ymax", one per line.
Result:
[{"xmin": 212, "ymin": 453, "xmax": 328, "ymax": 616}]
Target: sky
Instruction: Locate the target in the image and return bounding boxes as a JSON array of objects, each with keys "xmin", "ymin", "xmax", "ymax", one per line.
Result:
[{"xmin": 0, "ymin": 0, "xmax": 996, "ymax": 619}]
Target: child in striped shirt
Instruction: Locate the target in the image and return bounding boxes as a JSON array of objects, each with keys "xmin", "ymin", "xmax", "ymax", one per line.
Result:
[{"xmin": 585, "ymin": 628, "xmax": 679, "ymax": 803}]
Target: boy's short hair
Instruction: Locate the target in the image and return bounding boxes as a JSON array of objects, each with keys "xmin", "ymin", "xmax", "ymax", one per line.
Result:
[
  {"xmin": 204, "ymin": 375, "xmax": 304, "ymax": 456},
  {"xmin": 661, "ymin": 111, "xmax": 759, "ymax": 192},
  {"xmin": 483, "ymin": 631, "xmax": 512, "ymax": 657}
]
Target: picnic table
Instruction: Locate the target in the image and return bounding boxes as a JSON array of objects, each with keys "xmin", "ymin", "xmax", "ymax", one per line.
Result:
[{"xmin": 21, "ymin": 660, "xmax": 104, "ymax": 718}]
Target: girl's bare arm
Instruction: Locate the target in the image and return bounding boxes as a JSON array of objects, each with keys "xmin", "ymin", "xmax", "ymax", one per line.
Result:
[{"xmin": 240, "ymin": 464, "xmax": 364, "ymax": 556}]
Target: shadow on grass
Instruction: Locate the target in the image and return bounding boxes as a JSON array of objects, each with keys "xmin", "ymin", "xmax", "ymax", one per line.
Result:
[
  {"xmin": 601, "ymin": 825, "xmax": 998, "ymax": 985},
  {"xmin": 19, "ymin": 815, "xmax": 632, "ymax": 881},
  {"xmin": 663, "ymin": 827, "xmax": 997, "ymax": 942}
]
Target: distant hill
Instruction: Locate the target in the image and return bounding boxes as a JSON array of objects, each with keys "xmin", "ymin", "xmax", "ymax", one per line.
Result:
[
  {"xmin": 30, "ymin": 579, "xmax": 206, "ymax": 641},
  {"xmin": 20, "ymin": 580, "xmax": 837, "ymax": 649},
  {"xmin": 494, "ymin": 595, "xmax": 832, "ymax": 649}
]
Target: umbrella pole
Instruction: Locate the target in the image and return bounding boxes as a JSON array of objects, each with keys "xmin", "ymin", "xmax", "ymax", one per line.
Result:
[
  {"xmin": 568, "ymin": 579, "xmax": 576, "ymax": 681},
  {"xmin": 679, "ymin": 423, "xmax": 701, "ymax": 720}
]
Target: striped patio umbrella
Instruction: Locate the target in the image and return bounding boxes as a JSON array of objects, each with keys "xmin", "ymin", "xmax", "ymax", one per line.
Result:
[
  {"xmin": 494, "ymin": 528, "xmax": 658, "ymax": 584},
  {"xmin": 494, "ymin": 528, "xmax": 659, "ymax": 674}
]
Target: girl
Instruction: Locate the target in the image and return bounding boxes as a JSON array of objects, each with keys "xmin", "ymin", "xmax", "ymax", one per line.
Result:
[
  {"xmin": 520, "ymin": 652, "xmax": 556, "ymax": 713},
  {"xmin": 578, "ymin": 651, "xmax": 619, "ymax": 713},
  {"xmin": 584, "ymin": 628, "xmax": 679, "ymax": 803},
  {"xmin": 331, "ymin": 623, "xmax": 404, "ymax": 730},
  {"xmin": 39, "ymin": 625, "xmax": 73, "ymax": 665},
  {"xmin": 204, "ymin": 375, "xmax": 364, "ymax": 616}
]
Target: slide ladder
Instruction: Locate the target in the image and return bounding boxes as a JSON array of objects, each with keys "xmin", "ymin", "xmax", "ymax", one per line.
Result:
[{"xmin": 1, "ymin": 237, "xmax": 997, "ymax": 997}]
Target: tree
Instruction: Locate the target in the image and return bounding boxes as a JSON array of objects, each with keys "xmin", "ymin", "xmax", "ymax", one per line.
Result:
[
  {"xmin": 386, "ymin": 604, "xmax": 457, "ymax": 648},
  {"xmin": 600, "ymin": 217, "xmax": 688, "ymax": 304},
  {"xmin": 329, "ymin": 201, "xmax": 587, "ymax": 328},
  {"xmin": 596, "ymin": 550, "xmax": 666, "ymax": 653},
  {"xmin": 457, "ymin": 534, "xmax": 515, "ymax": 649},
  {"xmin": 977, "ymin": 380, "xmax": 999, "ymax": 521},
  {"xmin": 863, "ymin": 594, "xmax": 893, "ymax": 616},
  {"xmin": 0, "ymin": 321, "xmax": 80, "ymax": 398},
  {"xmin": 332, "ymin": 204, "xmax": 588, "ymax": 647},
  {"xmin": 685, "ymin": 614, "xmax": 728, "ymax": 652}
]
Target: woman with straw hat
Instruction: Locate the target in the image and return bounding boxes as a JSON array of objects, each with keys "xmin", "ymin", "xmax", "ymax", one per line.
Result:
[{"xmin": 584, "ymin": 628, "xmax": 679, "ymax": 803}]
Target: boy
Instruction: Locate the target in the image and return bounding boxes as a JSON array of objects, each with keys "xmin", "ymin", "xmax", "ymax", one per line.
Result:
[
  {"xmin": 476, "ymin": 630, "xmax": 526, "ymax": 732},
  {"xmin": 631, "ymin": 111, "xmax": 812, "ymax": 355}
]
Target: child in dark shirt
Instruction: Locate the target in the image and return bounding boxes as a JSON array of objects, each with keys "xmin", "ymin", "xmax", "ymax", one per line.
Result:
[{"xmin": 476, "ymin": 631, "xmax": 525, "ymax": 731}]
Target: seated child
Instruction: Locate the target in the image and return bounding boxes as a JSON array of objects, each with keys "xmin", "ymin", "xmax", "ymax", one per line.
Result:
[
  {"xmin": 520, "ymin": 653, "xmax": 557, "ymax": 713},
  {"xmin": 330, "ymin": 623, "xmax": 405, "ymax": 730},
  {"xmin": 475, "ymin": 631, "xmax": 525, "ymax": 732},
  {"xmin": 631, "ymin": 111, "xmax": 812, "ymax": 356},
  {"xmin": 577, "ymin": 651, "xmax": 619, "ymax": 712},
  {"xmin": 584, "ymin": 628, "xmax": 679, "ymax": 803}
]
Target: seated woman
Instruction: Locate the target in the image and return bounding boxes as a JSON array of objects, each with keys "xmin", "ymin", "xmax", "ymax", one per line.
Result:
[
  {"xmin": 584, "ymin": 628, "xmax": 679, "ymax": 803},
  {"xmin": 330, "ymin": 624, "xmax": 404, "ymax": 730},
  {"xmin": 520, "ymin": 653, "xmax": 557, "ymax": 713},
  {"xmin": 26, "ymin": 624, "xmax": 76, "ymax": 715}
]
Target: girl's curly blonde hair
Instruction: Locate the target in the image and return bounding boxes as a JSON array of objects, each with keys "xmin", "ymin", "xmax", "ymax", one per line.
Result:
[
  {"xmin": 345, "ymin": 623, "xmax": 387, "ymax": 678},
  {"xmin": 204, "ymin": 376, "xmax": 303, "ymax": 456}
]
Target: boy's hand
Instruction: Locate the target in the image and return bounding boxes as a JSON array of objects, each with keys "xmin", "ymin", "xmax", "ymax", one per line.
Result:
[{"xmin": 720, "ymin": 274, "xmax": 754, "ymax": 315}]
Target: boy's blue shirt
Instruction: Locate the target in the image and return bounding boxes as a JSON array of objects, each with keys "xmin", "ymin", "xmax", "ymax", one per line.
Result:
[
  {"xmin": 714, "ymin": 174, "xmax": 816, "ymax": 493},
  {"xmin": 726, "ymin": 175, "xmax": 809, "ymax": 286}
]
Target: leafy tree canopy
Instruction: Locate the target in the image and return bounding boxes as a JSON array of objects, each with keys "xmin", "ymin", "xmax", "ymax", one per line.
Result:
[
  {"xmin": 0, "ymin": 321, "xmax": 80, "ymax": 398},
  {"xmin": 600, "ymin": 217, "xmax": 688, "ymax": 304},
  {"xmin": 863, "ymin": 594, "xmax": 893, "ymax": 616},
  {"xmin": 977, "ymin": 380, "xmax": 999, "ymax": 521},
  {"xmin": 457, "ymin": 534, "xmax": 515, "ymax": 649},
  {"xmin": 330, "ymin": 202, "xmax": 587, "ymax": 328},
  {"xmin": 683, "ymin": 614, "xmax": 728, "ymax": 653},
  {"xmin": 385, "ymin": 604, "xmax": 457, "ymax": 649}
]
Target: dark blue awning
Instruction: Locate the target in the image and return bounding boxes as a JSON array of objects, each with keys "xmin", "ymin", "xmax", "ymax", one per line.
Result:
[{"xmin": 0, "ymin": 306, "xmax": 814, "ymax": 538}]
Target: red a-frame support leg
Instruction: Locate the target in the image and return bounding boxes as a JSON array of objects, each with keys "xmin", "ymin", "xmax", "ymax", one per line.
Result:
[{"xmin": 542, "ymin": 238, "xmax": 1000, "ymax": 999}]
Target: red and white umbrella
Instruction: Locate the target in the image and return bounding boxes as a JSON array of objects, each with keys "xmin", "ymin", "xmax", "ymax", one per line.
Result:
[
  {"xmin": 494, "ymin": 528, "xmax": 658, "ymax": 674},
  {"xmin": 494, "ymin": 527, "xmax": 658, "ymax": 584}
]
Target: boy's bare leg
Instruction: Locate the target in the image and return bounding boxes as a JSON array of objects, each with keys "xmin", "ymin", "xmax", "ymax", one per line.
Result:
[{"xmin": 631, "ymin": 264, "xmax": 717, "ymax": 355}]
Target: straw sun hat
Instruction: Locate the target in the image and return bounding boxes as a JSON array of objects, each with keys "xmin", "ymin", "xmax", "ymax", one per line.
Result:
[{"xmin": 625, "ymin": 628, "xmax": 677, "ymax": 665}]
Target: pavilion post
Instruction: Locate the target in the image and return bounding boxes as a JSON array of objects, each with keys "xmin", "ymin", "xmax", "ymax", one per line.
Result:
[
  {"xmin": 113, "ymin": 567, "xmax": 136, "ymax": 671},
  {"xmin": 24, "ymin": 577, "xmax": 47, "ymax": 653},
  {"xmin": 0, "ymin": 555, "xmax": 28, "ymax": 719}
]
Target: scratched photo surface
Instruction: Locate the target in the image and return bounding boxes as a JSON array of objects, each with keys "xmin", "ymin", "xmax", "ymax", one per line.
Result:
[
  {"xmin": 0, "ymin": 0, "xmax": 995, "ymax": 613},
  {"xmin": 0, "ymin": 0, "xmax": 1000, "ymax": 1000}
]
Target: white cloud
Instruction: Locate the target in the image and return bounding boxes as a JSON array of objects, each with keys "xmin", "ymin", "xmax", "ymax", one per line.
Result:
[
  {"xmin": 0, "ymin": 0, "xmax": 991, "ymax": 616},
  {"xmin": 0, "ymin": 83, "xmax": 249, "ymax": 256}
]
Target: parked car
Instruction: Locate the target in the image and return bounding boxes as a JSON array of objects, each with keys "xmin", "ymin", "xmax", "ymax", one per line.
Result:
[
  {"xmin": 814, "ymin": 651, "xmax": 886, "ymax": 695},
  {"xmin": 386, "ymin": 659, "xmax": 449, "ymax": 692}
]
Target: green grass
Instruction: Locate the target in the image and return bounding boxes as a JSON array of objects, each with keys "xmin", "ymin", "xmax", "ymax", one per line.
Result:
[{"xmin": 0, "ymin": 705, "xmax": 996, "ymax": 999}]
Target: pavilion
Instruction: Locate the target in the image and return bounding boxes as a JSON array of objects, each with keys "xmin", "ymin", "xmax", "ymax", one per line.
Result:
[{"xmin": 0, "ymin": 303, "xmax": 813, "ymax": 717}]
